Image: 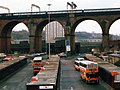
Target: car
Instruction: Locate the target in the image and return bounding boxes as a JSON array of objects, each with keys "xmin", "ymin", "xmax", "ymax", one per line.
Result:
[
  {"xmin": 114, "ymin": 51, "xmax": 120, "ymax": 54},
  {"xmin": 3, "ymin": 56, "xmax": 14, "ymax": 61},
  {"xmin": 0, "ymin": 53, "xmax": 6, "ymax": 58},
  {"xmin": 58, "ymin": 52, "xmax": 67, "ymax": 58}
]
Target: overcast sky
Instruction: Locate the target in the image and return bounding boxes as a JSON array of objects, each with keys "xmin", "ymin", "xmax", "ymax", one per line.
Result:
[
  {"xmin": 0, "ymin": 0, "xmax": 120, "ymax": 35},
  {"xmin": 1, "ymin": 0, "xmax": 120, "ymax": 12}
]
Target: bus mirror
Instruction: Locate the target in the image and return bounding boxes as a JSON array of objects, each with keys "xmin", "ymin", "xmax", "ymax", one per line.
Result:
[
  {"xmin": 46, "ymin": 61, "xmax": 49, "ymax": 65},
  {"xmin": 111, "ymin": 71, "xmax": 119, "ymax": 76},
  {"xmin": 93, "ymin": 60, "xmax": 97, "ymax": 62}
]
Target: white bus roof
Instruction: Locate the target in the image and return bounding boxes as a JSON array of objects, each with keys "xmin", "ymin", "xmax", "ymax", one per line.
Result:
[
  {"xmin": 75, "ymin": 59, "xmax": 87, "ymax": 63},
  {"xmin": 79, "ymin": 60, "xmax": 98, "ymax": 65},
  {"xmin": 33, "ymin": 56, "xmax": 42, "ymax": 61},
  {"xmin": 77, "ymin": 58, "xmax": 84, "ymax": 60}
]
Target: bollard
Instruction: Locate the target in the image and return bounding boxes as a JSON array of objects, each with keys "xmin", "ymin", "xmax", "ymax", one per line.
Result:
[
  {"xmin": 46, "ymin": 61, "xmax": 49, "ymax": 65},
  {"xmin": 31, "ymin": 76, "xmax": 38, "ymax": 82}
]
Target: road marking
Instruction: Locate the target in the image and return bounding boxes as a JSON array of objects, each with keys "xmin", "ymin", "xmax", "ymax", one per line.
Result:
[
  {"xmin": 71, "ymin": 87, "xmax": 74, "ymax": 90},
  {"xmin": 3, "ymin": 85, "xmax": 7, "ymax": 89}
]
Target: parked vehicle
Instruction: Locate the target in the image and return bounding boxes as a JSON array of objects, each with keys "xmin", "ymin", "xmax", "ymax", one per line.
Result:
[
  {"xmin": 79, "ymin": 60, "xmax": 99, "ymax": 84},
  {"xmin": 0, "ymin": 53, "xmax": 6, "ymax": 58},
  {"xmin": 3, "ymin": 56, "xmax": 14, "ymax": 61},
  {"xmin": 32, "ymin": 56, "xmax": 43, "ymax": 75},
  {"xmin": 74, "ymin": 58, "xmax": 85, "ymax": 70},
  {"xmin": 58, "ymin": 52, "xmax": 67, "ymax": 58}
]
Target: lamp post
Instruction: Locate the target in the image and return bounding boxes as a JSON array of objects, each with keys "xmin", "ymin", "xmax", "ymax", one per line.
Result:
[
  {"xmin": 31, "ymin": 4, "xmax": 40, "ymax": 12},
  {"xmin": 0, "ymin": 6, "xmax": 10, "ymax": 13},
  {"xmin": 47, "ymin": 4, "xmax": 51, "ymax": 59}
]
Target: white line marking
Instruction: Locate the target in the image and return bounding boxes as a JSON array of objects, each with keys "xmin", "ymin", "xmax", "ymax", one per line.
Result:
[
  {"xmin": 3, "ymin": 85, "xmax": 7, "ymax": 89},
  {"xmin": 71, "ymin": 87, "xmax": 74, "ymax": 90}
]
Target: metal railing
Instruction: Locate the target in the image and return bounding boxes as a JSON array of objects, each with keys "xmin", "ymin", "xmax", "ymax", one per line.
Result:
[{"xmin": 0, "ymin": 8, "xmax": 120, "ymax": 17}]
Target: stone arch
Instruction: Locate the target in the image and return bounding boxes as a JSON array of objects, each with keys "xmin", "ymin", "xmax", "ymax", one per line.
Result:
[
  {"xmin": 108, "ymin": 17, "xmax": 120, "ymax": 35},
  {"xmin": 71, "ymin": 18, "xmax": 102, "ymax": 34},
  {"xmin": 35, "ymin": 19, "xmax": 64, "ymax": 53},
  {"xmin": 108, "ymin": 18, "xmax": 120, "ymax": 50},
  {"xmin": 35, "ymin": 20, "xmax": 48, "ymax": 52},
  {"xmin": 0, "ymin": 21, "xmax": 29, "ymax": 53},
  {"xmin": 70, "ymin": 18, "xmax": 102, "ymax": 53}
]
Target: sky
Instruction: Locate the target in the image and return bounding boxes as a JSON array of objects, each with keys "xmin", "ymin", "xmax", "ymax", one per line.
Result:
[{"xmin": 0, "ymin": 0, "xmax": 120, "ymax": 35}]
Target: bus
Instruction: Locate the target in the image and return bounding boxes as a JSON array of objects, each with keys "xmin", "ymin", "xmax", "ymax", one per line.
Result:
[
  {"xmin": 79, "ymin": 60, "xmax": 99, "ymax": 84},
  {"xmin": 74, "ymin": 58, "xmax": 84, "ymax": 70},
  {"xmin": 32, "ymin": 56, "xmax": 43, "ymax": 75}
]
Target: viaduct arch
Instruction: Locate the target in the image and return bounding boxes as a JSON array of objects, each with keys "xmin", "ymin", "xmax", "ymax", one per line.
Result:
[{"xmin": 0, "ymin": 9, "xmax": 120, "ymax": 54}]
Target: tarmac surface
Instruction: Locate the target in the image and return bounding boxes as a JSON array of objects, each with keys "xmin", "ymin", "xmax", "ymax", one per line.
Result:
[
  {"xmin": 0, "ymin": 56, "xmax": 114, "ymax": 90},
  {"xmin": 60, "ymin": 57, "xmax": 114, "ymax": 90},
  {"xmin": 0, "ymin": 63, "xmax": 33, "ymax": 90}
]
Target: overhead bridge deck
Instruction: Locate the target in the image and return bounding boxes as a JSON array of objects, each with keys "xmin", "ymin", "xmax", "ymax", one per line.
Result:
[
  {"xmin": 85, "ymin": 54, "xmax": 120, "ymax": 90},
  {"xmin": 1, "ymin": 8, "xmax": 120, "ymax": 19}
]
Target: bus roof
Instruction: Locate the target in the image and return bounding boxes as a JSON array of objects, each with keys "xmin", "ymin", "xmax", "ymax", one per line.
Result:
[
  {"xmin": 75, "ymin": 59, "xmax": 86, "ymax": 63},
  {"xmin": 76, "ymin": 58, "xmax": 84, "ymax": 61},
  {"xmin": 33, "ymin": 56, "xmax": 42, "ymax": 61},
  {"xmin": 79, "ymin": 60, "xmax": 98, "ymax": 65}
]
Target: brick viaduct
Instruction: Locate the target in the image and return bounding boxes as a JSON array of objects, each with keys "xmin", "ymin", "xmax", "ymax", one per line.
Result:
[{"xmin": 0, "ymin": 8, "xmax": 120, "ymax": 54}]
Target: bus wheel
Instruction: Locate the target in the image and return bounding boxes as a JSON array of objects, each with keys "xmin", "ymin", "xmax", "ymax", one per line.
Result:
[
  {"xmin": 80, "ymin": 76, "xmax": 84, "ymax": 81},
  {"xmin": 95, "ymin": 80, "xmax": 99, "ymax": 84},
  {"xmin": 34, "ymin": 72, "xmax": 37, "ymax": 76},
  {"xmin": 86, "ymin": 80, "xmax": 89, "ymax": 84}
]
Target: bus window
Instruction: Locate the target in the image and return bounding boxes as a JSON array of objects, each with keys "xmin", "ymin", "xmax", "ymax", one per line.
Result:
[
  {"xmin": 74, "ymin": 61, "xmax": 80, "ymax": 70},
  {"xmin": 87, "ymin": 63, "xmax": 98, "ymax": 69}
]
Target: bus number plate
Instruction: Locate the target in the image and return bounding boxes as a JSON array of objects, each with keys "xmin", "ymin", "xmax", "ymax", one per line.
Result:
[{"xmin": 39, "ymin": 86, "xmax": 53, "ymax": 89}]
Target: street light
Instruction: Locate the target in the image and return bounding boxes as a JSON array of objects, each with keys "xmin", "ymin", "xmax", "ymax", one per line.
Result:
[
  {"xmin": 31, "ymin": 4, "xmax": 40, "ymax": 12},
  {"xmin": 47, "ymin": 4, "xmax": 51, "ymax": 59},
  {"xmin": 0, "ymin": 6, "xmax": 10, "ymax": 13}
]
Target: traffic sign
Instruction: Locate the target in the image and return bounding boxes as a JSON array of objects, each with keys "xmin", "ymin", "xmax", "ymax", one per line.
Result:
[
  {"xmin": 66, "ymin": 45, "xmax": 70, "ymax": 51},
  {"xmin": 65, "ymin": 40, "xmax": 70, "ymax": 46}
]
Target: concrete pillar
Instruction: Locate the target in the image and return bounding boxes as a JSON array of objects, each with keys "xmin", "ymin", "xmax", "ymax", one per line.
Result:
[
  {"xmin": 0, "ymin": 37, "xmax": 2, "ymax": 52},
  {"xmin": 102, "ymin": 34, "xmax": 109, "ymax": 51},
  {"xmin": 69, "ymin": 13, "xmax": 76, "ymax": 55},
  {"xmin": 70, "ymin": 34, "xmax": 75, "ymax": 54},
  {"xmin": 29, "ymin": 35, "xmax": 35, "ymax": 53},
  {"xmin": 64, "ymin": 26, "xmax": 71, "ymax": 55},
  {"xmin": 28, "ymin": 23, "xmax": 36, "ymax": 53},
  {"xmin": 35, "ymin": 35, "xmax": 42, "ymax": 52},
  {"xmin": 0, "ymin": 36, "xmax": 6, "ymax": 52},
  {"xmin": 6, "ymin": 36, "xmax": 11, "ymax": 53},
  {"xmin": 0, "ymin": 36, "xmax": 11, "ymax": 53},
  {"xmin": 64, "ymin": 26, "xmax": 70, "ymax": 40},
  {"xmin": 99, "ymin": 20, "xmax": 110, "ymax": 51}
]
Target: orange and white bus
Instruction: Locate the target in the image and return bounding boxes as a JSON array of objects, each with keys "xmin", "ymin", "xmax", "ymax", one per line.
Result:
[
  {"xmin": 74, "ymin": 58, "xmax": 84, "ymax": 70},
  {"xmin": 32, "ymin": 56, "xmax": 43, "ymax": 75},
  {"xmin": 79, "ymin": 60, "xmax": 99, "ymax": 84}
]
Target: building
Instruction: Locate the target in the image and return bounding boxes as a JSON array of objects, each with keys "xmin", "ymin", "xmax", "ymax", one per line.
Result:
[
  {"xmin": 44, "ymin": 21, "xmax": 64, "ymax": 43},
  {"xmin": 79, "ymin": 38, "xmax": 102, "ymax": 53}
]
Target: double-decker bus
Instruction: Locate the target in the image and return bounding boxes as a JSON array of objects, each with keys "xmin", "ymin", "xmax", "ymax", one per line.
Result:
[
  {"xmin": 32, "ymin": 56, "xmax": 43, "ymax": 75},
  {"xmin": 79, "ymin": 60, "xmax": 99, "ymax": 84}
]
